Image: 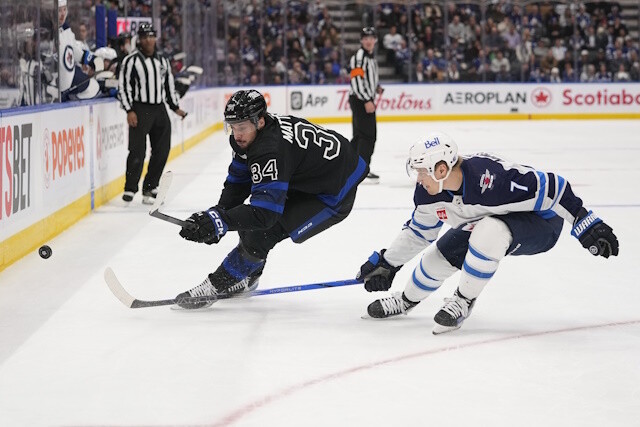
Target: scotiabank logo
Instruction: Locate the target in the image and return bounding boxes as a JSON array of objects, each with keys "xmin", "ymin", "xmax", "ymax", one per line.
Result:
[
  {"xmin": 0, "ymin": 123, "xmax": 33, "ymax": 220},
  {"xmin": 43, "ymin": 125, "xmax": 86, "ymax": 186},
  {"xmin": 337, "ymin": 89, "xmax": 431, "ymax": 111},
  {"xmin": 562, "ymin": 88, "xmax": 640, "ymax": 106},
  {"xmin": 531, "ymin": 87, "xmax": 552, "ymax": 108}
]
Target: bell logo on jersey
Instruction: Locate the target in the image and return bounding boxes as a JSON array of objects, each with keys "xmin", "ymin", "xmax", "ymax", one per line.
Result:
[
  {"xmin": 479, "ymin": 169, "xmax": 495, "ymax": 194},
  {"xmin": 436, "ymin": 208, "xmax": 447, "ymax": 220}
]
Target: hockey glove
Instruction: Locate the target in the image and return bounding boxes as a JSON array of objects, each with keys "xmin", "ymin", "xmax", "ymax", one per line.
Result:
[
  {"xmin": 179, "ymin": 209, "xmax": 228, "ymax": 245},
  {"xmin": 571, "ymin": 208, "xmax": 619, "ymax": 258},
  {"xmin": 357, "ymin": 250, "xmax": 402, "ymax": 292}
]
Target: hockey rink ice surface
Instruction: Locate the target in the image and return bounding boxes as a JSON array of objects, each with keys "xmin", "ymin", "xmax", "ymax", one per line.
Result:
[{"xmin": 1, "ymin": 120, "xmax": 639, "ymax": 426}]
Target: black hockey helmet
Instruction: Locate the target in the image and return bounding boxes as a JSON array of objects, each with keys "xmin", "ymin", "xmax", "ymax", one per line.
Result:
[
  {"xmin": 224, "ymin": 90, "xmax": 267, "ymax": 125},
  {"xmin": 361, "ymin": 27, "xmax": 377, "ymax": 38},
  {"xmin": 117, "ymin": 31, "xmax": 132, "ymax": 41},
  {"xmin": 137, "ymin": 23, "xmax": 156, "ymax": 38}
]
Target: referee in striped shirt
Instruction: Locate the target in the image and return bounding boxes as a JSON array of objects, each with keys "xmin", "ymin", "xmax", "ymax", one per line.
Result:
[
  {"xmin": 118, "ymin": 23, "xmax": 186, "ymax": 203},
  {"xmin": 349, "ymin": 27, "xmax": 384, "ymax": 182}
]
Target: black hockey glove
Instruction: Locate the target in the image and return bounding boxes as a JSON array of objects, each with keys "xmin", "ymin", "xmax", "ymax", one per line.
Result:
[
  {"xmin": 571, "ymin": 208, "xmax": 619, "ymax": 258},
  {"xmin": 179, "ymin": 209, "xmax": 228, "ymax": 245},
  {"xmin": 357, "ymin": 250, "xmax": 402, "ymax": 292}
]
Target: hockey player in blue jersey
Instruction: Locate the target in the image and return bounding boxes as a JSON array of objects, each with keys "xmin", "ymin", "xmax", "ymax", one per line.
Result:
[{"xmin": 357, "ymin": 131, "xmax": 619, "ymax": 334}]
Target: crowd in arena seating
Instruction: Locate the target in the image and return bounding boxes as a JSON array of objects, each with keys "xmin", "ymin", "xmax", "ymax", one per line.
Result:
[
  {"xmin": 215, "ymin": 0, "xmax": 351, "ymax": 85},
  {"xmin": 3, "ymin": 0, "xmax": 640, "ymax": 106},
  {"xmin": 373, "ymin": 1, "xmax": 639, "ymax": 83}
]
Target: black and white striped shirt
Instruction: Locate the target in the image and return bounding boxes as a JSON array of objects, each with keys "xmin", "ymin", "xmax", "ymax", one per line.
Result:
[
  {"xmin": 19, "ymin": 58, "xmax": 40, "ymax": 106},
  {"xmin": 118, "ymin": 50, "xmax": 180, "ymax": 112},
  {"xmin": 349, "ymin": 48, "xmax": 379, "ymax": 102}
]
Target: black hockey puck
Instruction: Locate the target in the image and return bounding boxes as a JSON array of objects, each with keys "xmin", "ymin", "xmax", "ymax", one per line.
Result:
[{"xmin": 38, "ymin": 245, "xmax": 52, "ymax": 259}]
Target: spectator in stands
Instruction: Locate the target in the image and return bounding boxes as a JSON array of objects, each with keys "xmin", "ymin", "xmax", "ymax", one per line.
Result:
[
  {"xmin": 413, "ymin": 61, "xmax": 425, "ymax": 82},
  {"xmin": 502, "ymin": 24, "xmax": 521, "ymax": 53},
  {"xmin": 581, "ymin": 64, "xmax": 597, "ymax": 82},
  {"xmin": 383, "ymin": 25, "xmax": 403, "ymax": 65},
  {"xmin": 595, "ymin": 63, "xmax": 612, "ymax": 82},
  {"xmin": 447, "ymin": 62, "xmax": 460, "ymax": 81},
  {"xmin": 289, "ymin": 60, "xmax": 307, "ymax": 84},
  {"xmin": 585, "ymin": 26, "xmax": 598, "ymax": 51},
  {"xmin": 550, "ymin": 67, "xmax": 562, "ymax": 83},
  {"xmin": 490, "ymin": 50, "xmax": 510, "ymax": 76},
  {"xmin": 421, "ymin": 25, "xmax": 441, "ymax": 50},
  {"xmin": 540, "ymin": 49, "xmax": 557, "ymax": 75},
  {"xmin": 614, "ymin": 63, "xmax": 631, "ymax": 82},
  {"xmin": 630, "ymin": 61, "xmax": 640, "ymax": 82},
  {"xmin": 447, "ymin": 15, "xmax": 465, "ymax": 43},
  {"xmin": 485, "ymin": 25, "xmax": 504, "ymax": 52},
  {"xmin": 551, "ymin": 39, "xmax": 567, "ymax": 62},
  {"xmin": 307, "ymin": 62, "xmax": 325, "ymax": 84},
  {"xmin": 562, "ymin": 62, "xmax": 577, "ymax": 82}
]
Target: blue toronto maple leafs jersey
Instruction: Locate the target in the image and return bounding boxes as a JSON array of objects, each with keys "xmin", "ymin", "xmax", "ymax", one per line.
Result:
[{"xmin": 383, "ymin": 153, "xmax": 585, "ymax": 266}]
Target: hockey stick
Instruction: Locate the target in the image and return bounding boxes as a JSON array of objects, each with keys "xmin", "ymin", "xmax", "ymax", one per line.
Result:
[
  {"xmin": 104, "ymin": 267, "xmax": 363, "ymax": 309},
  {"xmin": 148, "ymin": 171, "xmax": 196, "ymax": 229}
]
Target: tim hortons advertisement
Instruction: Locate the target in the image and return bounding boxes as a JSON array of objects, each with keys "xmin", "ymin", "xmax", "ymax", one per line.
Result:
[
  {"xmin": 0, "ymin": 118, "xmax": 35, "ymax": 224},
  {"xmin": 287, "ymin": 85, "xmax": 434, "ymax": 117}
]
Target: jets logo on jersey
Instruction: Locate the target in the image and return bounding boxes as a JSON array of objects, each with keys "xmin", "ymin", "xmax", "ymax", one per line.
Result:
[
  {"xmin": 479, "ymin": 169, "xmax": 494, "ymax": 194},
  {"xmin": 436, "ymin": 208, "xmax": 448, "ymax": 220},
  {"xmin": 64, "ymin": 46, "xmax": 75, "ymax": 71}
]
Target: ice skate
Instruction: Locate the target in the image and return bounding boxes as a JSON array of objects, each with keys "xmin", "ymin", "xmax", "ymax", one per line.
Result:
[
  {"xmin": 363, "ymin": 171, "xmax": 380, "ymax": 185},
  {"xmin": 142, "ymin": 188, "xmax": 158, "ymax": 205},
  {"xmin": 365, "ymin": 292, "xmax": 419, "ymax": 319},
  {"xmin": 432, "ymin": 289, "xmax": 476, "ymax": 334},
  {"xmin": 122, "ymin": 191, "xmax": 134, "ymax": 202},
  {"xmin": 175, "ymin": 268, "xmax": 262, "ymax": 309}
]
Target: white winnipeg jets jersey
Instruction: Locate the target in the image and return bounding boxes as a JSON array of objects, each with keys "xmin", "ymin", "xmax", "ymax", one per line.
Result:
[
  {"xmin": 383, "ymin": 153, "xmax": 585, "ymax": 266},
  {"xmin": 58, "ymin": 23, "xmax": 92, "ymax": 92}
]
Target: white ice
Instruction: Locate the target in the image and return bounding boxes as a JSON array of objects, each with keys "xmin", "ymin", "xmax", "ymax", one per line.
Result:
[{"xmin": 1, "ymin": 120, "xmax": 639, "ymax": 427}]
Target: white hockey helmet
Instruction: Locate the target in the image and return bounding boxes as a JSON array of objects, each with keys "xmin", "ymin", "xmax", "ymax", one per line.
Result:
[
  {"xmin": 406, "ymin": 132, "xmax": 458, "ymax": 192},
  {"xmin": 58, "ymin": 0, "xmax": 68, "ymax": 26}
]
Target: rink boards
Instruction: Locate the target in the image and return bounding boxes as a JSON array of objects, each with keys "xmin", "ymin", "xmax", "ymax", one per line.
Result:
[{"xmin": 1, "ymin": 82, "xmax": 639, "ymax": 271}]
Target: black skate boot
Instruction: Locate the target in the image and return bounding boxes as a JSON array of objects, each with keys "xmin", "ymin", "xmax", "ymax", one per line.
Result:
[
  {"xmin": 366, "ymin": 292, "xmax": 419, "ymax": 318},
  {"xmin": 175, "ymin": 266, "xmax": 263, "ymax": 309},
  {"xmin": 142, "ymin": 188, "xmax": 158, "ymax": 205},
  {"xmin": 433, "ymin": 288, "xmax": 476, "ymax": 335}
]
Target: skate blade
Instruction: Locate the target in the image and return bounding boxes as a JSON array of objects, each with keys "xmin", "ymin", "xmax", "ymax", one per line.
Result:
[
  {"xmin": 170, "ymin": 303, "xmax": 215, "ymax": 311},
  {"xmin": 432, "ymin": 324, "xmax": 462, "ymax": 335},
  {"xmin": 361, "ymin": 313, "xmax": 404, "ymax": 320},
  {"xmin": 361, "ymin": 180, "xmax": 380, "ymax": 186}
]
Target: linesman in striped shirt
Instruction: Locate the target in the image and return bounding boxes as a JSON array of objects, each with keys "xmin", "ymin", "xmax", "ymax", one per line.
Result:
[
  {"xmin": 349, "ymin": 27, "xmax": 384, "ymax": 182},
  {"xmin": 118, "ymin": 23, "xmax": 187, "ymax": 204}
]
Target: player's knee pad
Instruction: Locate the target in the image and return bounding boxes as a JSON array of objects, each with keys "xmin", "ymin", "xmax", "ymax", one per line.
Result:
[
  {"xmin": 468, "ymin": 217, "xmax": 512, "ymax": 260},
  {"xmin": 419, "ymin": 244, "xmax": 459, "ymax": 280},
  {"xmin": 405, "ymin": 244, "xmax": 457, "ymax": 302}
]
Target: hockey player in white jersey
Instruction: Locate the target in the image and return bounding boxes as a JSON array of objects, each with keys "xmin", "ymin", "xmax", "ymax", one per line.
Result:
[
  {"xmin": 57, "ymin": 0, "xmax": 103, "ymax": 100},
  {"xmin": 357, "ymin": 131, "xmax": 619, "ymax": 334}
]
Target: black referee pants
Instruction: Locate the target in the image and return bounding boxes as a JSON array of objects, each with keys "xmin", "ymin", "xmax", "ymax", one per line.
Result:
[
  {"xmin": 349, "ymin": 95, "xmax": 377, "ymax": 166},
  {"xmin": 124, "ymin": 102, "xmax": 171, "ymax": 193}
]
